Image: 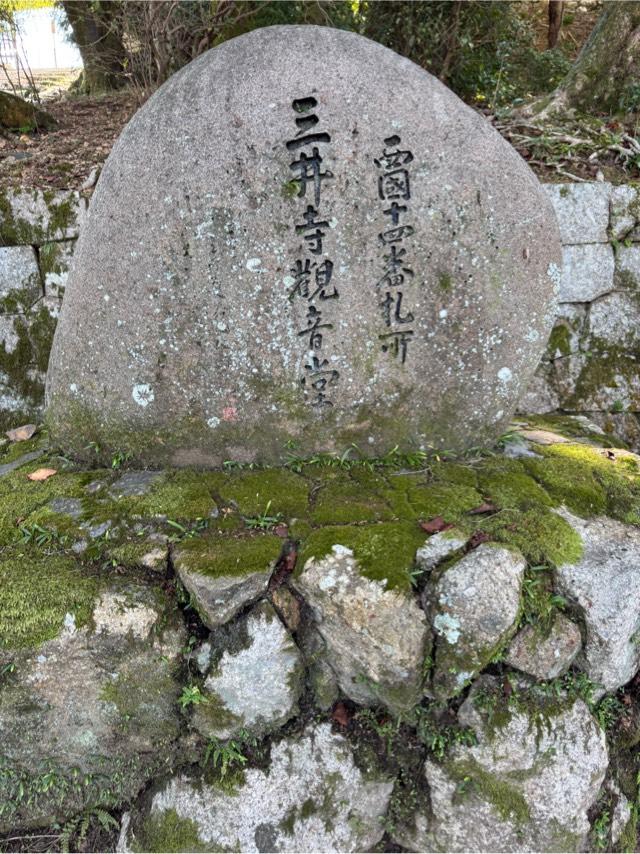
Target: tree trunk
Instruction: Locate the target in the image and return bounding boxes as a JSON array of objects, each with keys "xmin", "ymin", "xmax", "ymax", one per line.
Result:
[
  {"xmin": 540, "ymin": 1, "xmax": 640, "ymax": 114},
  {"xmin": 61, "ymin": 1, "xmax": 127, "ymax": 93},
  {"xmin": 547, "ymin": 0, "xmax": 563, "ymax": 49},
  {"xmin": 0, "ymin": 91, "xmax": 56, "ymax": 131}
]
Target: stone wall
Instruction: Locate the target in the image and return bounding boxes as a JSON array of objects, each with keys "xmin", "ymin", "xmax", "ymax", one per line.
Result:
[
  {"xmin": 522, "ymin": 182, "xmax": 640, "ymax": 446},
  {"xmin": 0, "ymin": 188, "xmax": 86, "ymax": 429},
  {"xmin": 0, "ymin": 182, "xmax": 638, "ymax": 443}
]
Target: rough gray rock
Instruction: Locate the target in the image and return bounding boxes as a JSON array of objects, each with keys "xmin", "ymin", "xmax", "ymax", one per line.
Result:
[
  {"xmin": 0, "ymin": 577, "xmax": 185, "ymax": 831},
  {"xmin": 46, "ymin": 25, "xmax": 560, "ymax": 467},
  {"xmin": 556, "ymin": 509, "xmax": 640, "ymax": 694},
  {"xmin": 173, "ymin": 542, "xmax": 275, "ymax": 629},
  {"xmin": 543, "ymin": 182, "xmax": 611, "ymax": 244},
  {"xmin": 193, "ymin": 601, "xmax": 303, "ymax": 739},
  {"xmin": 610, "ymin": 185, "xmax": 639, "ymax": 241},
  {"xmin": 109, "ymin": 470, "xmax": 164, "ymax": 498},
  {"xmin": 559, "ymin": 244, "xmax": 614, "ymax": 302},
  {"xmin": 505, "ymin": 612, "xmax": 582, "ymax": 680},
  {"xmin": 292, "ymin": 545, "xmax": 428, "ymax": 713},
  {"xmin": 425, "ymin": 543, "xmax": 525, "ymax": 698},
  {"xmin": 0, "ymin": 188, "xmax": 86, "ymax": 244},
  {"xmin": 616, "ymin": 244, "xmax": 640, "ymax": 288},
  {"xmin": 0, "ymin": 448, "xmax": 44, "ymax": 477},
  {"xmin": 395, "ymin": 676, "xmax": 608, "ymax": 852},
  {"xmin": 0, "ymin": 245, "xmax": 41, "ymax": 308},
  {"xmin": 415, "ymin": 529, "xmax": 466, "ymax": 573},
  {"xmin": 119, "ymin": 723, "xmax": 393, "ymax": 853},
  {"xmin": 589, "ymin": 292, "xmax": 640, "ymax": 349}
]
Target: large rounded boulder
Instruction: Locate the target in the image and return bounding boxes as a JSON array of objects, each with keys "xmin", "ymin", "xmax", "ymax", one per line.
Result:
[{"xmin": 46, "ymin": 25, "xmax": 561, "ymax": 466}]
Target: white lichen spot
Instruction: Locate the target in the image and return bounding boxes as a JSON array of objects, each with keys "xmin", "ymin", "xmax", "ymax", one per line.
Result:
[
  {"xmin": 433, "ymin": 613, "xmax": 461, "ymax": 644},
  {"xmin": 497, "ymin": 367, "xmax": 513, "ymax": 385},
  {"xmin": 246, "ymin": 258, "xmax": 262, "ymax": 272},
  {"xmin": 439, "ymin": 309, "xmax": 448, "ymax": 319},
  {"xmin": 332, "ymin": 544, "xmax": 353, "ymax": 557},
  {"xmin": 93, "ymin": 592, "xmax": 158, "ymax": 639},
  {"xmin": 69, "ymin": 383, "xmax": 78, "ymax": 394},
  {"xmin": 63, "ymin": 612, "xmax": 77, "ymax": 635},
  {"xmin": 547, "ymin": 261, "xmax": 562, "ymax": 295},
  {"xmin": 132, "ymin": 383, "xmax": 154, "ymax": 407}
]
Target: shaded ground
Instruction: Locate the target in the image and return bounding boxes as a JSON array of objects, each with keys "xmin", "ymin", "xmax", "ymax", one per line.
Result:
[{"xmin": 0, "ymin": 89, "xmax": 138, "ymax": 190}]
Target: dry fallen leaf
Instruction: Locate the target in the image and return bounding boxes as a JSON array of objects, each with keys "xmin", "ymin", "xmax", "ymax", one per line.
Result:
[
  {"xmin": 331, "ymin": 702, "xmax": 352, "ymax": 728},
  {"xmin": 419, "ymin": 516, "xmax": 453, "ymax": 535},
  {"xmin": 27, "ymin": 468, "xmax": 57, "ymax": 482},
  {"xmin": 6, "ymin": 423, "xmax": 37, "ymax": 442}
]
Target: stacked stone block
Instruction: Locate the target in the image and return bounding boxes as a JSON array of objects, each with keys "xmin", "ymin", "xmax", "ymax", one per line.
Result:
[
  {"xmin": 0, "ymin": 188, "xmax": 85, "ymax": 428},
  {"xmin": 521, "ymin": 182, "xmax": 640, "ymax": 445}
]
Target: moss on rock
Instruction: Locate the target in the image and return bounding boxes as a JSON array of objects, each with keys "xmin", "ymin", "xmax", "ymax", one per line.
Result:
[
  {"xmin": 0, "ymin": 548, "xmax": 98, "ymax": 649},
  {"xmin": 175, "ymin": 532, "xmax": 282, "ymax": 580},
  {"xmin": 299, "ymin": 521, "xmax": 426, "ymax": 592},
  {"xmin": 133, "ymin": 808, "xmax": 213, "ymax": 853}
]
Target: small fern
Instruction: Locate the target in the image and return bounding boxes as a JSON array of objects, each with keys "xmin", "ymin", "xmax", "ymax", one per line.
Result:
[{"xmin": 60, "ymin": 806, "xmax": 118, "ymax": 853}]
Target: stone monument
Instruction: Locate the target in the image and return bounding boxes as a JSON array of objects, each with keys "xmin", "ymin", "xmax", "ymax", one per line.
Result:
[{"xmin": 45, "ymin": 25, "xmax": 561, "ymax": 466}]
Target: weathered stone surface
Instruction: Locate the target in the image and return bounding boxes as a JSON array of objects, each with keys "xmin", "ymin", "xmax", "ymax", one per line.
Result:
[
  {"xmin": 415, "ymin": 529, "xmax": 466, "ymax": 572},
  {"xmin": 0, "ymin": 246, "xmax": 41, "ymax": 309},
  {"xmin": 504, "ymin": 612, "xmax": 582, "ymax": 680},
  {"xmin": 193, "ymin": 601, "xmax": 303, "ymax": 740},
  {"xmin": 608, "ymin": 780, "xmax": 632, "ymax": 847},
  {"xmin": 424, "ymin": 543, "xmax": 525, "ymax": 698},
  {"xmin": 611, "ymin": 185, "xmax": 637, "ymax": 240},
  {"xmin": 173, "ymin": 538, "xmax": 277, "ymax": 628},
  {"xmin": 292, "ymin": 545, "xmax": 428, "ymax": 713},
  {"xmin": 589, "ymin": 291, "xmax": 640, "ymax": 349},
  {"xmin": 40, "ymin": 240, "xmax": 75, "ymax": 299},
  {"xmin": 46, "ymin": 25, "xmax": 560, "ymax": 467},
  {"xmin": 615, "ymin": 244, "xmax": 640, "ymax": 288},
  {"xmin": 559, "ymin": 244, "xmax": 614, "ymax": 302},
  {"xmin": 541, "ymin": 303, "xmax": 587, "ymax": 361},
  {"xmin": 0, "ymin": 575, "xmax": 185, "ymax": 831},
  {"xmin": 120, "ymin": 723, "xmax": 393, "ymax": 853},
  {"xmin": 556, "ymin": 509, "xmax": 640, "ymax": 694},
  {"xmin": 395, "ymin": 677, "xmax": 608, "ymax": 852},
  {"xmin": 109, "ymin": 470, "xmax": 165, "ymax": 498},
  {"xmin": 0, "ymin": 188, "xmax": 85, "ymax": 245},
  {"xmin": 544, "ymin": 182, "xmax": 611, "ymax": 244},
  {"xmin": 529, "ymin": 350, "xmax": 640, "ymax": 413}
]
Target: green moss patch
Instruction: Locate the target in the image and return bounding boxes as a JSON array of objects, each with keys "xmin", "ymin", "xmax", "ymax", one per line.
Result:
[
  {"xmin": 524, "ymin": 442, "xmax": 640, "ymax": 522},
  {"xmin": 310, "ymin": 470, "xmax": 393, "ymax": 524},
  {"xmin": 476, "ymin": 460, "xmax": 553, "ymax": 510},
  {"xmin": 132, "ymin": 470, "xmax": 218, "ymax": 520},
  {"xmin": 0, "ymin": 548, "xmax": 98, "ymax": 649},
  {"xmin": 175, "ymin": 533, "xmax": 282, "ymax": 580},
  {"xmin": 448, "ymin": 757, "xmax": 531, "ymax": 826},
  {"xmin": 462, "ymin": 508, "xmax": 582, "ymax": 567},
  {"xmin": 0, "ymin": 462, "xmax": 93, "ymax": 548},
  {"xmin": 133, "ymin": 808, "xmax": 211, "ymax": 853},
  {"xmin": 213, "ymin": 468, "xmax": 310, "ymax": 518},
  {"xmin": 299, "ymin": 522, "xmax": 427, "ymax": 593}
]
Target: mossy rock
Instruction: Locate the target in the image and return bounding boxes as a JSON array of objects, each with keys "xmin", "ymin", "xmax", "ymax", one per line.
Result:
[
  {"xmin": 175, "ymin": 532, "xmax": 282, "ymax": 581},
  {"xmin": 310, "ymin": 469, "xmax": 394, "ymax": 524},
  {"xmin": 0, "ymin": 547, "xmax": 98, "ymax": 649},
  {"xmin": 299, "ymin": 521, "xmax": 427, "ymax": 593}
]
